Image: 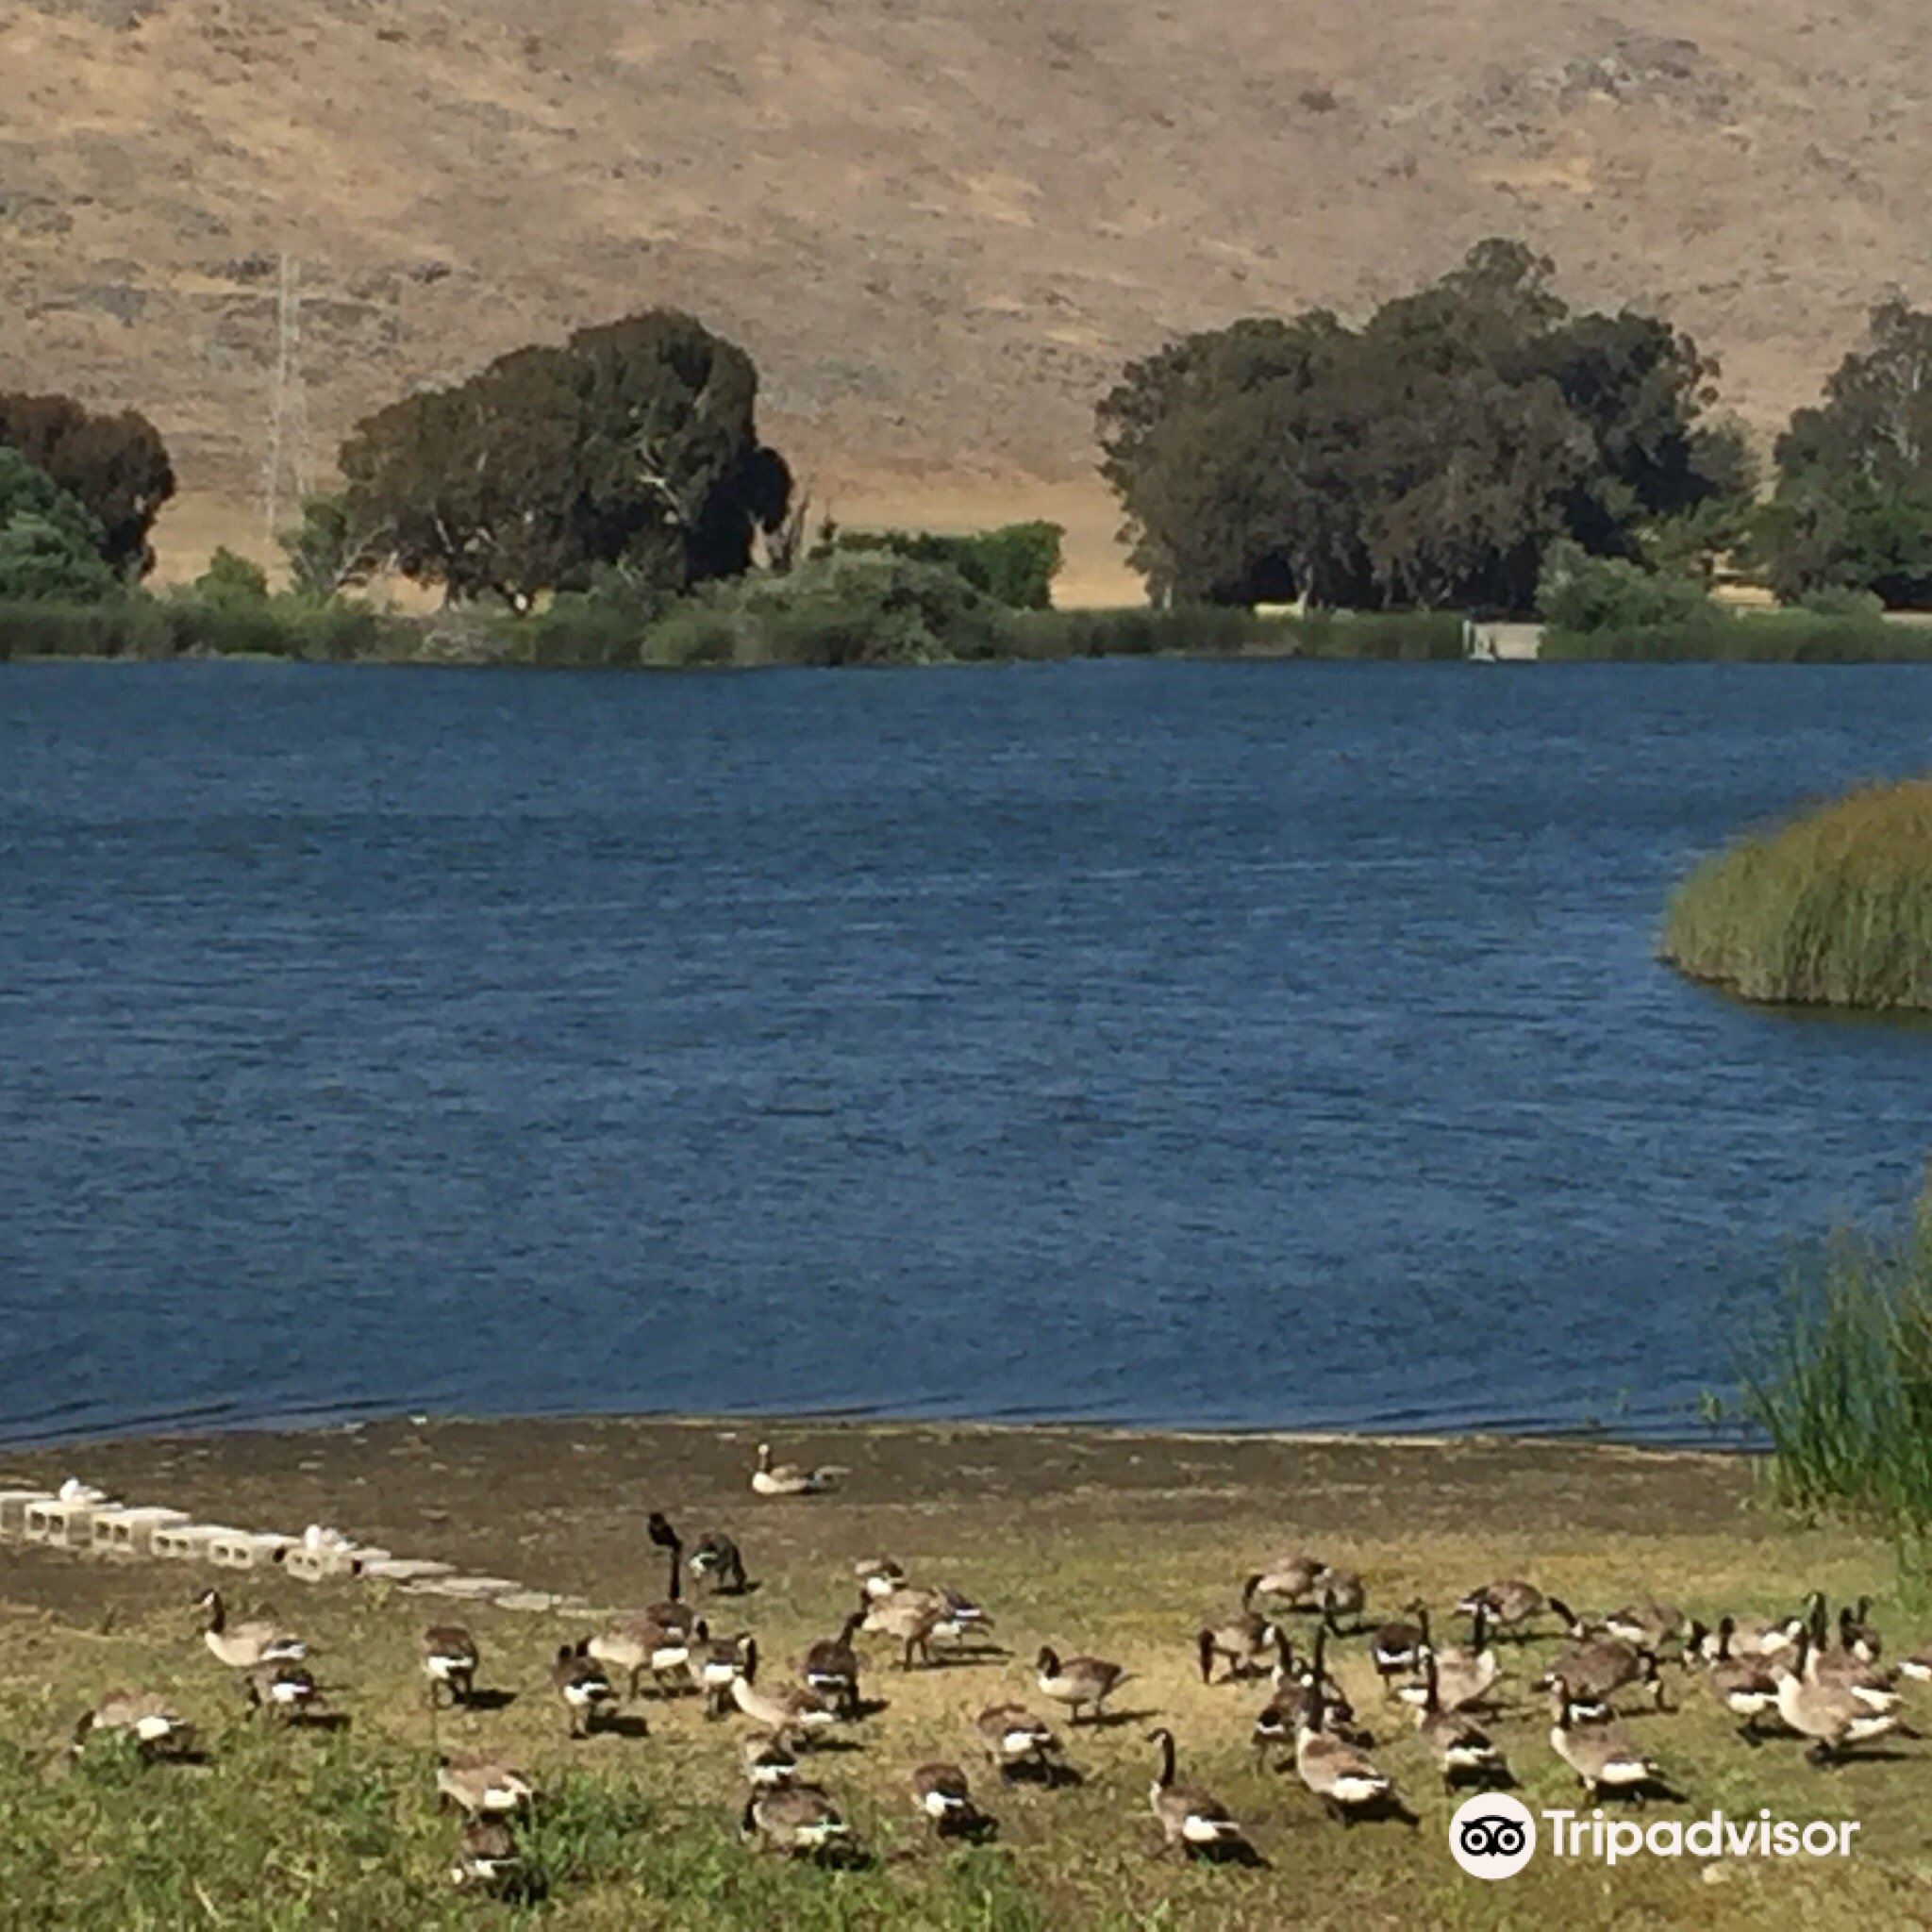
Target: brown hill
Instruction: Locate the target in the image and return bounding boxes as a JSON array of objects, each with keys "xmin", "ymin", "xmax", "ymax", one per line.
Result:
[{"xmin": 3, "ymin": 0, "xmax": 1927, "ymax": 601}]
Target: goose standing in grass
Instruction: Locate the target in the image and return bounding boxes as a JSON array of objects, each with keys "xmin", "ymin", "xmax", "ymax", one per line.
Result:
[
  {"xmin": 1366, "ymin": 1599, "xmax": 1428, "ymax": 1695},
  {"xmin": 751, "ymin": 1442, "xmax": 845, "ymax": 1497},
  {"xmin": 1397, "ymin": 1606, "xmax": 1498, "ymax": 1714},
  {"xmin": 933, "ymin": 1585, "xmax": 994, "ymax": 1649},
  {"xmin": 641, "ymin": 1513, "xmax": 699, "ymax": 1637},
  {"xmin": 1197, "ymin": 1575, "xmax": 1276, "ymax": 1684},
  {"xmin": 1897, "ymin": 1642, "xmax": 1932, "ymax": 1684},
  {"xmin": 1457, "ymin": 1579, "xmax": 1546, "ymax": 1636},
  {"xmin": 1547, "ymin": 1676, "xmax": 1665, "ymax": 1801},
  {"xmin": 974, "ymin": 1703, "xmax": 1060, "ymax": 1781},
  {"xmin": 728, "ymin": 1639, "xmax": 838, "ymax": 1743},
  {"xmin": 1145, "ymin": 1728, "xmax": 1245, "ymax": 1858},
  {"xmin": 1413, "ymin": 1653, "xmax": 1508, "ymax": 1792},
  {"xmin": 1255, "ymin": 1551, "xmax": 1325, "ymax": 1609},
  {"xmin": 449, "ymin": 1819, "xmax": 521, "ymax": 1894},
  {"xmin": 242, "ymin": 1659, "xmax": 322, "ymax": 1724},
  {"xmin": 1294, "ymin": 1682, "xmax": 1395, "ymax": 1824},
  {"xmin": 742, "ymin": 1734, "xmax": 799, "ymax": 1789},
  {"xmin": 194, "ymin": 1590, "xmax": 305, "ymax": 1671},
  {"xmin": 863, "ymin": 1587, "xmax": 945, "ymax": 1670},
  {"xmin": 857, "ymin": 1557, "xmax": 908, "ymax": 1599},
  {"xmin": 911, "ymin": 1761, "xmax": 981, "ymax": 1837},
  {"xmin": 1603, "ymin": 1601, "xmax": 1686, "ymax": 1652},
  {"xmin": 741, "ymin": 1783, "xmax": 857, "ymax": 1860},
  {"xmin": 587, "ymin": 1612, "xmax": 703, "ymax": 1700},
  {"xmin": 436, "ymin": 1751, "xmax": 535, "ymax": 1817},
  {"xmin": 691, "ymin": 1530, "xmax": 749, "ymax": 1596},
  {"xmin": 1803, "ymin": 1599, "xmax": 1898, "ymax": 1710},
  {"xmin": 551, "ymin": 1643, "xmax": 618, "ymax": 1739},
  {"xmin": 1036, "ymin": 1646, "xmax": 1128, "ymax": 1725},
  {"xmin": 1777, "ymin": 1628, "xmax": 1907, "ymax": 1762},
  {"xmin": 1535, "ymin": 1632, "xmax": 1663, "ymax": 1716},
  {"xmin": 1840, "ymin": 1600, "xmax": 1882, "ymax": 1663},
  {"xmin": 801, "ymin": 1611, "xmax": 866, "ymax": 1718},
  {"xmin": 696, "ymin": 1631, "xmax": 746, "ymax": 1717},
  {"xmin": 1317, "ymin": 1569, "xmax": 1366, "ymax": 1632},
  {"xmin": 1699, "ymin": 1618, "xmax": 1781, "ymax": 1743},
  {"xmin": 420, "ymin": 1624, "xmax": 479, "ymax": 1707},
  {"xmin": 72, "ymin": 1690, "xmax": 193, "ymax": 1760}
]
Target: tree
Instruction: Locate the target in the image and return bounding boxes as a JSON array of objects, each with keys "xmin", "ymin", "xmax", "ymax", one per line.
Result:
[
  {"xmin": 194, "ymin": 547, "xmax": 270, "ymax": 608},
  {"xmin": 1759, "ymin": 302, "xmax": 1932, "ymax": 607},
  {"xmin": 1096, "ymin": 242, "xmax": 1745, "ymax": 609},
  {"xmin": 278, "ymin": 491, "xmax": 390, "ymax": 600},
  {"xmin": 339, "ymin": 310, "xmax": 791, "ymax": 608},
  {"xmin": 0, "ymin": 447, "xmax": 121, "ymax": 602},
  {"xmin": 826, "ymin": 521, "xmax": 1065, "ymax": 608},
  {"xmin": 0, "ymin": 391, "xmax": 174, "ymax": 577}
]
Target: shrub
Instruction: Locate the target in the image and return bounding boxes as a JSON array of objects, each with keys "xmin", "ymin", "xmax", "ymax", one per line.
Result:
[
  {"xmin": 1541, "ymin": 608, "xmax": 1928, "ymax": 661},
  {"xmin": 1535, "ymin": 539, "xmax": 1714, "ymax": 632},
  {"xmin": 829, "ymin": 521, "xmax": 1065, "ymax": 609},
  {"xmin": 0, "ymin": 592, "xmax": 408, "ymax": 662},
  {"xmin": 0, "ymin": 448, "xmax": 120, "ymax": 603},
  {"xmin": 1660, "ymin": 778, "xmax": 1932, "ymax": 1008},
  {"xmin": 193, "ymin": 547, "xmax": 271, "ymax": 608}
]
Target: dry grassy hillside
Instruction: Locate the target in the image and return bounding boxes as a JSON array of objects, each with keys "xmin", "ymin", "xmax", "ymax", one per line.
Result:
[{"xmin": 3, "ymin": 0, "xmax": 1928, "ymax": 599}]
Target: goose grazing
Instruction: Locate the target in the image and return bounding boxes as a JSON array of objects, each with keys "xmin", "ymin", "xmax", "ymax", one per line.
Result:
[
  {"xmin": 1547, "ymin": 1675, "xmax": 1666, "ymax": 1800},
  {"xmin": 1035, "ymin": 1646, "xmax": 1128, "ymax": 1725},
  {"xmin": 1198, "ymin": 1575, "xmax": 1277, "ymax": 1684},
  {"xmin": 1775, "ymin": 1626, "xmax": 1908, "ymax": 1765},
  {"xmin": 1603, "ymin": 1601, "xmax": 1686, "ymax": 1651},
  {"xmin": 974, "ymin": 1702, "xmax": 1060, "ymax": 1780},
  {"xmin": 72, "ymin": 1690, "xmax": 193, "ymax": 1760},
  {"xmin": 862, "ymin": 1587, "xmax": 945, "ymax": 1671},
  {"xmin": 741, "ymin": 1783, "xmax": 858, "ymax": 1861},
  {"xmin": 436, "ymin": 1751, "xmax": 535, "ymax": 1816},
  {"xmin": 420, "ymin": 1624, "xmax": 479, "ymax": 1707},
  {"xmin": 1316, "ymin": 1569, "xmax": 1366, "ymax": 1632},
  {"xmin": 856, "ymin": 1557, "xmax": 908, "ymax": 1600},
  {"xmin": 1366, "ymin": 1599, "xmax": 1429, "ymax": 1695},
  {"xmin": 690, "ymin": 1530, "xmax": 749, "ymax": 1596},
  {"xmin": 195, "ymin": 1590, "xmax": 306, "ymax": 1672},
  {"xmin": 1396, "ymin": 1606, "xmax": 1497, "ymax": 1714},
  {"xmin": 551, "ymin": 1644, "xmax": 617, "ymax": 1738},
  {"xmin": 587, "ymin": 1613, "xmax": 703, "ymax": 1700},
  {"xmin": 750, "ymin": 1442, "xmax": 845, "ymax": 1497},
  {"xmin": 242, "ymin": 1659, "xmax": 322, "ymax": 1723},
  {"xmin": 449, "ymin": 1818, "xmax": 521, "ymax": 1894},
  {"xmin": 1146, "ymin": 1727, "xmax": 1245, "ymax": 1858},
  {"xmin": 1276, "ymin": 1624, "xmax": 1352, "ymax": 1715},
  {"xmin": 1701, "ymin": 1617, "xmax": 1780, "ymax": 1743},
  {"xmin": 642, "ymin": 1512, "xmax": 699, "ymax": 1638},
  {"xmin": 1414, "ymin": 1652, "xmax": 1508, "ymax": 1792},
  {"xmin": 1255, "ymin": 1551, "xmax": 1325, "ymax": 1609},
  {"xmin": 801, "ymin": 1611, "xmax": 866, "ymax": 1718},
  {"xmin": 1294, "ymin": 1682, "xmax": 1395, "ymax": 1824},
  {"xmin": 1534, "ymin": 1632, "xmax": 1662, "ymax": 1717},
  {"xmin": 1456, "ymin": 1579, "xmax": 1545, "ymax": 1635},
  {"xmin": 933, "ymin": 1586, "xmax": 994, "ymax": 1648},
  {"xmin": 742, "ymin": 1733, "xmax": 800, "ymax": 1789},
  {"xmin": 911, "ymin": 1760, "xmax": 981, "ymax": 1836},
  {"xmin": 728, "ymin": 1639, "xmax": 837, "ymax": 1742}
]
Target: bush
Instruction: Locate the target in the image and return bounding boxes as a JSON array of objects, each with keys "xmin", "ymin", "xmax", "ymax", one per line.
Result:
[
  {"xmin": 1541, "ymin": 608, "xmax": 1928, "ymax": 661},
  {"xmin": 829, "ymin": 522, "xmax": 1065, "ymax": 609},
  {"xmin": 0, "ymin": 448, "xmax": 120, "ymax": 603},
  {"xmin": 194, "ymin": 547, "xmax": 271, "ymax": 608},
  {"xmin": 1535, "ymin": 539, "xmax": 1714, "ymax": 633},
  {"xmin": 1660, "ymin": 778, "xmax": 1932, "ymax": 1008},
  {"xmin": 0, "ymin": 592, "xmax": 409, "ymax": 662}
]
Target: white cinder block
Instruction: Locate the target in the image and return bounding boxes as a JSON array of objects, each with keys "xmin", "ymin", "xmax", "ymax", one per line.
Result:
[
  {"xmin": 151, "ymin": 1524, "xmax": 239, "ymax": 1562},
  {"xmin": 207, "ymin": 1530, "xmax": 297, "ymax": 1571},
  {"xmin": 0, "ymin": 1490, "xmax": 55, "ymax": 1538},
  {"xmin": 91, "ymin": 1506, "xmax": 191, "ymax": 1557},
  {"xmin": 24, "ymin": 1499, "xmax": 97, "ymax": 1547}
]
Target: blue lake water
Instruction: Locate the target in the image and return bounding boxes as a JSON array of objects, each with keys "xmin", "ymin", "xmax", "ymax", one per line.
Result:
[{"xmin": 4, "ymin": 658, "xmax": 1932, "ymax": 1446}]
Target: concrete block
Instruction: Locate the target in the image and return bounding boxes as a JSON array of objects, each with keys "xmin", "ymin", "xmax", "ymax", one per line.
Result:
[
  {"xmin": 151, "ymin": 1523, "xmax": 240, "ymax": 1562},
  {"xmin": 414, "ymin": 1574, "xmax": 520, "ymax": 1601},
  {"xmin": 0, "ymin": 1490, "xmax": 54, "ymax": 1538},
  {"xmin": 24, "ymin": 1499, "xmax": 98, "ymax": 1547},
  {"xmin": 360, "ymin": 1557, "xmax": 456, "ymax": 1583},
  {"xmin": 207, "ymin": 1530, "xmax": 296, "ymax": 1571},
  {"xmin": 283, "ymin": 1542, "xmax": 389, "ymax": 1583},
  {"xmin": 90, "ymin": 1506, "xmax": 191, "ymax": 1557}
]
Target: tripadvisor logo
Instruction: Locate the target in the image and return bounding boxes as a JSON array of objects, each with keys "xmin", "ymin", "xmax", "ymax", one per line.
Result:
[{"xmin": 1449, "ymin": 1794, "xmax": 1536, "ymax": 1880}]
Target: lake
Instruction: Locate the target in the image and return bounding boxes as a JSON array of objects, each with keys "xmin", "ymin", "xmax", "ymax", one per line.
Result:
[{"xmin": 4, "ymin": 658, "xmax": 1931, "ymax": 1447}]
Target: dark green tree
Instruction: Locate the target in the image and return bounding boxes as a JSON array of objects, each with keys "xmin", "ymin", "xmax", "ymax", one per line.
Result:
[
  {"xmin": 0, "ymin": 391, "xmax": 175, "ymax": 578},
  {"xmin": 339, "ymin": 311, "xmax": 791, "ymax": 608},
  {"xmin": 0, "ymin": 446, "xmax": 122, "ymax": 602}
]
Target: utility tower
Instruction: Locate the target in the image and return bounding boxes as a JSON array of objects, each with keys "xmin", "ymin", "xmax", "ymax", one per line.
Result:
[{"xmin": 262, "ymin": 253, "xmax": 309, "ymax": 541}]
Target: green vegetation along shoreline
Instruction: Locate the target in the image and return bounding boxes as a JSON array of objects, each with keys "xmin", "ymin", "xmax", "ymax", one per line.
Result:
[
  {"xmin": 1661, "ymin": 780, "xmax": 1932, "ymax": 1009},
  {"xmin": 1, "ymin": 1415, "xmax": 1923, "ymax": 1929}
]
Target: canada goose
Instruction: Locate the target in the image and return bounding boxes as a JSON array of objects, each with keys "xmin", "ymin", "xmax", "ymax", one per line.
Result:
[
  {"xmin": 1317, "ymin": 1568, "xmax": 1366, "ymax": 1631},
  {"xmin": 1294, "ymin": 1683, "xmax": 1395, "ymax": 1824},
  {"xmin": 933, "ymin": 1586, "xmax": 994, "ymax": 1647},
  {"xmin": 911, "ymin": 1760, "xmax": 980, "ymax": 1836},
  {"xmin": 1701, "ymin": 1617, "xmax": 1781, "ymax": 1743},
  {"xmin": 728, "ymin": 1638, "xmax": 837, "ymax": 1741},
  {"xmin": 551, "ymin": 1643, "xmax": 617, "ymax": 1738},
  {"xmin": 1414, "ymin": 1652, "xmax": 1508, "ymax": 1792},
  {"xmin": 1146, "ymin": 1727, "xmax": 1244, "ymax": 1857},
  {"xmin": 642, "ymin": 1513, "xmax": 699, "ymax": 1638},
  {"xmin": 857, "ymin": 1557, "xmax": 907, "ymax": 1599},
  {"xmin": 690, "ymin": 1531, "xmax": 749, "ymax": 1595},
  {"xmin": 1547, "ymin": 1676, "xmax": 1664, "ymax": 1800},
  {"xmin": 436, "ymin": 1751, "xmax": 535, "ymax": 1816},
  {"xmin": 242, "ymin": 1659, "xmax": 322, "ymax": 1723},
  {"xmin": 696, "ymin": 1631, "xmax": 746, "ymax": 1717},
  {"xmin": 587, "ymin": 1613, "xmax": 704, "ymax": 1699},
  {"xmin": 741, "ymin": 1782, "xmax": 856, "ymax": 1858},
  {"xmin": 194, "ymin": 1590, "xmax": 305, "ymax": 1671},
  {"xmin": 72, "ymin": 1690, "xmax": 192, "ymax": 1760},
  {"xmin": 1775, "ymin": 1627, "xmax": 1907, "ymax": 1764},
  {"xmin": 751, "ymin": 1442, "xmax": 845, "ymax": 1497},
  {"xmin": 1035, "ymin": 1646, "xmax": 1128, "ymax": 1725},
  {"xmin": 1366, "ymin": 1600, "xmax": 1428, "ymax": 1694},
  {"xmin": 742, "ymin": 1733, "xmax": 799, "ymax": 1788},
  {"xmin": 1802, "ymin": 1600, "xmax": 1898, "ymax": 1712},
  {"xmin": 1457, "ymin": 1579, "xmax": 1545, "ymax": 1634},
  {"xmin": 1396, "ymin": 1606, "xmax": 1497, "ymax": 1713},
  {"xmin": 1255, "ymin": 1551, "xmax": 1325, "ymax": 1607},
  {"xmin": 1534, "ymin": 1633, "xmax": 1663, "ymax": 1715},
  {"xmin": 1275, "ymin": 1624, "xmax": 1351, "ymax": 1713},
  {"xmin": 449, "ymin": 1818, "xmax": 521, "ymax": 1894},
  {"xmin": 862, "ymin": 1587, "xmax": 945, "ymax": 1670},
  {"xmin": 1840, "ymin": 1599, "xmax": 1882, "ymax": 1664},
  {"xmin": 801, "ymin": 1611, "xmax": 866, "ymax": 1717},
  {"xmin": 1545, "ymin": 1596, "xmax": 1594, "ymax": 1640},
  {"xmin": 1896, "ymin": 1643, "xmax": 1932, "ymax": 1684},
  {"xmin": 974, "ymin": 1702, "xmax": 1060, "ymax": 1779},
  {"xmin": 1198, "ymin": 1575, "xmax": 1277, "ymax": 1683},
  {"xmin": 1603, "ymin": 1601, "xmax": 1686, "ymax": 1650},
  {"xmin": 420, "ymin": 1624, "xmax": 479, "ymax": 1707}
]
